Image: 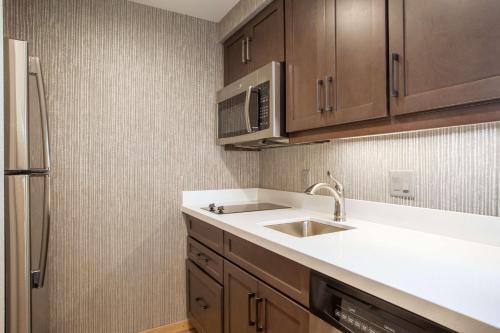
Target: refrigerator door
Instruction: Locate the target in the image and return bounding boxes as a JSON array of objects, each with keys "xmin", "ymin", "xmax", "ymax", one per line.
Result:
[
  {"xmin": 4, "ymin": 39, "xmax": 51, "ymax": 173},
  {"xmin": 5, "ymin": 174, "xmax": 50, "ymax": 333},
  {"xmin": 30, "ymin": 175, "xmax": 50, "ymax": 333},
  {"xmin": 5, "ymin": 175, "xmax": 31, "ymax": 333},
  {"xmin": 4, "ymin": 39, "xmax": 29, "ymax": 172}
]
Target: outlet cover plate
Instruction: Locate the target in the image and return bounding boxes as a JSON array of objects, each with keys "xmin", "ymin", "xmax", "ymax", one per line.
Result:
[{"xmin": 389, "ymin": 170, "xmax": 415, "ymax": 198}]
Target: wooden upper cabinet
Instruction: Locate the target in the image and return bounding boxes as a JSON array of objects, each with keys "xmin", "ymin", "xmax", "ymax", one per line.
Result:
[
  {"xmin": 246, "ymin": 0, "xmax": 285, "ymax": 72},
  {"xmin": 389, "ymin": 0, "xmax": 500, "ymax": 115},
  {"xmin": 286, "ymin": 0, "xmax": 387, "ymax": 132},
  {"xmin": 224, "ymin": 0, "xmax": 285, "ymax": 86},
  {"xmin": 224, "ymin": 29, "xmax": 249, "ymax": 85},
  {"xmin": 285, "ymin": 0, "xmax": 327, "ymax": 132},
  {"xmin": 329, "ymin": 0, "xmax": 387, "ymax": 124}
]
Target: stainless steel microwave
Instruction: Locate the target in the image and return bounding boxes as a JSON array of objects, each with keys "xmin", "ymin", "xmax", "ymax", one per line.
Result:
[{"xmin": 216, "ymin": 61, "xmax": 288, "ymax": 147}]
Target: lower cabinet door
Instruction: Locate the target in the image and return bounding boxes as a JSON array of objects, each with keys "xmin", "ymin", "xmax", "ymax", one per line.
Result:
[
  {"xmin": 257, "ymin": 281, "xmax": 310, "ymax": 333},
  {"xmin": 224, "ymin": 260, "xmax": 259, "ymax": 333},
  {"xmin": 187, "ymin": 260, "xmax": 223, "ymax": 333}
]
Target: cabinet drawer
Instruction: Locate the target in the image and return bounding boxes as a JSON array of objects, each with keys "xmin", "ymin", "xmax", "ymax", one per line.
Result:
[
  {"xmin": 187, "ymin": 260, "xmax": 223, "ymax": 333},
  {"xmin": 188, "ymin": 237, "xmax": 224, "ymax": 284},
  {"xmin": 186, "ymin": 215, "xmax": 224, "ymax": 255},
  {"xmin": 224, "ymin": 232, "xmax": 310, "ymax": 307}
]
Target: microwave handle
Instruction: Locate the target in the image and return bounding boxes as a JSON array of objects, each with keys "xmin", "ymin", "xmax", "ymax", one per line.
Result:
[{"xmin": 244, "ymin": 85, "xmax": 255, "ymax": 133}]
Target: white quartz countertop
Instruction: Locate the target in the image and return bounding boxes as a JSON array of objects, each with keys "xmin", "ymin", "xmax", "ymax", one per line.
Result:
[{"xmin": 181, "ymin": 189, "xmax": 500, "ymax": 333}]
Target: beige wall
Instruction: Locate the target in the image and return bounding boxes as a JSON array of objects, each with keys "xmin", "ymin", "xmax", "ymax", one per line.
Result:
[
  {"xmin": 4, "ymin": 1, "xmax": 259, "ymax": 332},
  {"xmin": 260, "ymin": 122, "xmax": 500, "ymax": 216}
]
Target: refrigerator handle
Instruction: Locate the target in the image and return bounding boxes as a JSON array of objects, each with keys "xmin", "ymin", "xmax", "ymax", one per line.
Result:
[
  {"xmin": 32, "ymin": 174, "xmax": 50, "ymax": 288},
  {"xmin": 29, "ymin": 56, "xmax": 51, "ymax": 172}
]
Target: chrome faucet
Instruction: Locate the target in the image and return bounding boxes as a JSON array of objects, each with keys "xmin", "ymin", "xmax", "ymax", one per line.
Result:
[{"xmin": 304, "ymin": 171, "xmax": 346, "ymax": 222}]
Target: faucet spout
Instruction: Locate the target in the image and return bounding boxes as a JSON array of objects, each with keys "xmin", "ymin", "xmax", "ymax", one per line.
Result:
[{"xmin": 304, "ymin": 180, "xmax": 346, "ymax": 222}]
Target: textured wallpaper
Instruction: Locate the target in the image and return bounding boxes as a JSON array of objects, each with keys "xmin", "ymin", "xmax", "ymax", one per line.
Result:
[
  {"xmin": 260, "ymin": 122, "xmax": 500, "ymax": 216},
  {"xmin": 4, "ymin": 1, "xmax": 259, "ymax": 332}
]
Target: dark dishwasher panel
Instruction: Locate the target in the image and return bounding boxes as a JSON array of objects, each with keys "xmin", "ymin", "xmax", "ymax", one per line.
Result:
[{"xmin": 310, "ymin": 271, "xmax": 456, "ymax": 333}]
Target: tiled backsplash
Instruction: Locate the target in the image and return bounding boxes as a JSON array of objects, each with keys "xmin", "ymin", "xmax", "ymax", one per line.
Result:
[{"xmin": 260, "ymin": 122, "xmax": 500, "ymax": 216}]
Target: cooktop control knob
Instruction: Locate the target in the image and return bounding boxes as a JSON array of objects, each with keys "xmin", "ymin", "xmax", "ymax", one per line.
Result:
[
  {"xmin": 208, "ymin": 203, "xmax": 216, "ymax": 212},
  {"xmin": 217, "ymin": 205, "xmax": 225, "ymax": 214}
]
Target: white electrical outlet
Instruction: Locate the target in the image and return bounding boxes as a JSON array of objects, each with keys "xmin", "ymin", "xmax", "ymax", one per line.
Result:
[
  {"xmin": 301, "ymin": 169, "xmax": 311, "ymax": 189},
  {"xmin": 389, "ymin": 170, "xmax": 416, "ymax": 198}
]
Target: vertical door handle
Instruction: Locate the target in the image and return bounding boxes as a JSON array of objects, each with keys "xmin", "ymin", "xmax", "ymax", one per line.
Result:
[
  {"xmin": 195, "ymin": 297, "xmax": 209, "ymax": 310},
  {"xmin": 325, "ymin": 76, "xmax": 333, "ymax": 112},
  {"xmin": 32, "ymin": 174, "xmax": 51, "ymax": 288},
  {"xmin": 248, "ymin": 292, "xmax": 256, "ymax": 326},
  {"xmin": 391, "ymin": 53, "xmax": 400, "ymax": 97},
  {"xmin": 316, "ymin": 79, "xmax": 324, "ymax": 113},
  {"xmin": 246, "ymin": 37, "xmax": 252, "ymax": 62},
  {"xmin": 29, "ymin": 56, "xmax": 51, "ymax": 172},
  {"xmin": 242, "ymin": 39, "xmax": 247, "ymax": 64},
  {"xmin": 256, "ymin": 297, "xmax": 265, "ymax": 332}
]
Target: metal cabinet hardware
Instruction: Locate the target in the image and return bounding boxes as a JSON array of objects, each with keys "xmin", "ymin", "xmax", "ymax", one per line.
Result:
[
  {"xmin": 391, "ymin": 53, "xmax": 399, "ymax": 97},
  {"xmin": 29, "ymin": 56, "xmax": 51, "ymax": 172},
  {"xmin": 325, "ymin": 76, "xmax": 333, "ymax": 112},
  {"xmin": 246, "ymin": 37, "xmax": 252, "ymax": 62},
  {"xmin": 256, "ymin": 297, "xmax": 265, "ymax": 332},
  {"xmin": 196, "ymin": 253, "xmax": 209, "ymax": 263},
  {"xmin": 316, "ymin": 79, "xmax": 324, "ymax": 113},
  {"xmin": 195, "ymin": 297, "xmax": 209, "ymax": 310},
  {"xmin": 247, "ymin": 292, "xmax": 256, "ymax": 326},
  {"xmin": 242, "ymin": 39, "xmax": 246, "ymax": 64}
]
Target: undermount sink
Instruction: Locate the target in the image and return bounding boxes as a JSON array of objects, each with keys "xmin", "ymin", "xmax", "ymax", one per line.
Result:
[{"xmin": 264, "ymin": 219, "xmax": 354, "ymax": 238}]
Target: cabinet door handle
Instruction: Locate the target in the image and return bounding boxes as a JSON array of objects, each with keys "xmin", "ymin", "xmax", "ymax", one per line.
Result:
[
  {"xmin": 248, "ymin": 292, "xmax": 256, "ymax": 326},
  {"xmin": 316, "ymin": 79, "xmax": 324, "ymax": 113},
  {"xmin": 196, "ymin": 253, "xmax": 209, "ymax": 263},
  {"xmin": 242, "ymin": 39, "xmax": 247, "ymax": 64},
  {"xmin": 246, "ymin": 37, "xmax": 252, "ymax": 62},
  {"xmin": 195, "ymin": 297, "xmax": 209, "ymax": 310},
  {"xmin": 256, "ymin": 297, "xmax": 265, "ymax": 332},
  {"xmin": 325, "ymin": 76, "xmax": 333, "ymax": 112},
  {"xmin": 391, "ymin": 53, "xmax": 399, "ymax": 97}
]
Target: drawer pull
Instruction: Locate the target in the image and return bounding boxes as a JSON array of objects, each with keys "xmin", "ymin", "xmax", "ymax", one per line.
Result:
[
  {"xmin": 197, "ymin": 253, "xmax": 210, "ymax": 263},
  {"xmin": 195, "ymin": 297, "xmax": 209, "ymax": 310},
  {"xmin": 256, "ymin": 297, "xmax": 265, "ymax": 332},
  {"xmin": 248, "ymin": 292, "xmax": 256, "ymax": 326}
]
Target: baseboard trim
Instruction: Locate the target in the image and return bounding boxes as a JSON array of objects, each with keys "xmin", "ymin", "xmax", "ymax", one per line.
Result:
[{"xmin": 139, "ymin": 320, "xmax": 195, "ymax": 333}]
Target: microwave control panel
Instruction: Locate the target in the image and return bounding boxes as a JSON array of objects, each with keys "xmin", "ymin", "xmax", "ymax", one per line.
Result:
[{"xmin": 257, "ymin": 81, "xmax": 270, "ymax": 130}]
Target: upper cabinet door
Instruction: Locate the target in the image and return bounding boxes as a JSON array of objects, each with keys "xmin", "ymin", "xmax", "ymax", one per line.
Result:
[
  {"xmin": 224, "ymin": 29, "xmax": 250, "ymax": 85},
  {"xmin": 389, "ymin": 0, "xmax": 500, "ymax": 115},
  {"xmin": 285, "ymin": 0, "xmax": 328, "ymax": 132},
  {"xmin": 326, "ymin": 0, "xmax": 387, "ymax": 125},
  {"xmin": 247, "ymin": 0, "xmax": 285, "ymax": 72}
]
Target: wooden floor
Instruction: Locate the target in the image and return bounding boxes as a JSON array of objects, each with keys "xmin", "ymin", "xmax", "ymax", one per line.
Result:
[{"xmin": 139, "ymin": 320, "xmax": 195, "ymax": 333}]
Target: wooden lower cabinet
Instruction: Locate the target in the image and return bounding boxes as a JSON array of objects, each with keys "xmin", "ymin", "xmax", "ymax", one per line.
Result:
[
  {"xmin": 186, "ymin": 260, "xmax": 223, "ymax": 333},
  {"xmin": 224, "ymin": 260, "xmax": 309, "ymax": 333}
]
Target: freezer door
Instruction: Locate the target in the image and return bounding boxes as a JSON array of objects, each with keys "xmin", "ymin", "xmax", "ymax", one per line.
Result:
[
  {"xmin": 4, "ymin": 39, "xmax": 51, "ymax": 173},
  {"xmin": 5, "ymin": 175, "xmax": 50, "ymax": 333},
  {"xmin": 4, "ymin": 39, "xmax": 29, "ymax": 171},
  {"xmin": 5, "ymin": 175, "xmax": 31, "ymax": 333}
]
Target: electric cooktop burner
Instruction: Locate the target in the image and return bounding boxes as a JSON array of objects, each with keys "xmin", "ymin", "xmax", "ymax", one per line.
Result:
[{"xmin": 201, "ymin": 202, "xmax": 290, "ymax": 214}]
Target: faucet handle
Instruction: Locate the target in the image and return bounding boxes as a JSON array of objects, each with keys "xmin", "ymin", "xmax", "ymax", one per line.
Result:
[{"xmin": 327, "ymin": 171, "xmax": 344, "ymax": 194}]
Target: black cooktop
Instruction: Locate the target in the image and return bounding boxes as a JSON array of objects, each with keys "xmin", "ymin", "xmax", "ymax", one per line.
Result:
[{"xmin": 201, "ymin": 202, "xmax": 290, "ymax": 214}]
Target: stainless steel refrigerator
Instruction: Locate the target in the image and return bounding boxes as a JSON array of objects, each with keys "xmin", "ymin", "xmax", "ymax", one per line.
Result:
[{"xmin": 5, "ymin": 38, "xmax": 51, "ymax": 333}]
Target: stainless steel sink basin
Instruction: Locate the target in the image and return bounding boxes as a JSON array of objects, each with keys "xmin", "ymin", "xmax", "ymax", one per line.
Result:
[{"xmin": 264, "ymin": 219, "xmax": 354, "ymax": 237}]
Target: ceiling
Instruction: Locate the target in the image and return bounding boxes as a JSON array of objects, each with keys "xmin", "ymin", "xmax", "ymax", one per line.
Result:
[{"xmin": 129, "ymin": 0, "xmax": 239, "ymax": 22}]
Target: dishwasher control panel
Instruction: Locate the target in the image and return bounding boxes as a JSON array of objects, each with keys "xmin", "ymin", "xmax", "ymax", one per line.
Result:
[{"xmin": 310, "ymin": 271, "xmax": 456, "ymax": 333}]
